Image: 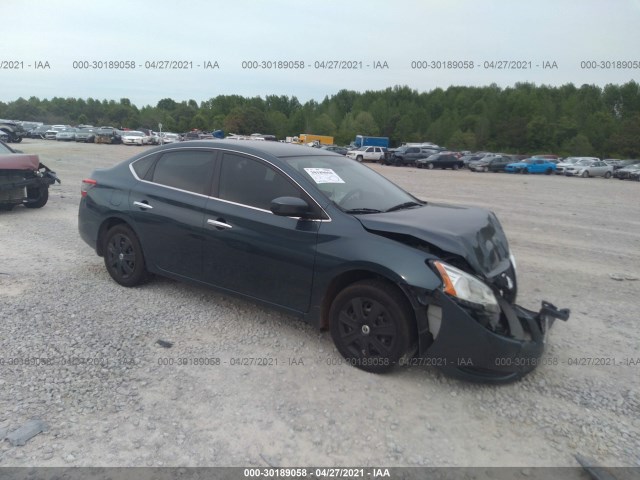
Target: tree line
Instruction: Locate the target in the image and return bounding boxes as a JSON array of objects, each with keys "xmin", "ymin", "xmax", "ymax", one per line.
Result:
[{"xmin": 1, "ymin": 81, "xmax": 639, "ymax": 157}]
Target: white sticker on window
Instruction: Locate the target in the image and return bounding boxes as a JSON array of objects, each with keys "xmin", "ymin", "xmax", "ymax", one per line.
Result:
[{"xmin": 304, "ymin": 168, "xmax": 345, "ymax": 184}]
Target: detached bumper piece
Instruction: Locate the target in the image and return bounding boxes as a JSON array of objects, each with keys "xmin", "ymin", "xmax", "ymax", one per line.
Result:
[{"xmin": 422, "ymin": 293, "xmax": 570, "ymax": 383}]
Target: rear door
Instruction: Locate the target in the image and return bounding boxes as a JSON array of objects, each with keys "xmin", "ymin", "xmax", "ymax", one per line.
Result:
[{"xmin": 129, "ymin": 148, "xmax": 216, "ymax": 279}]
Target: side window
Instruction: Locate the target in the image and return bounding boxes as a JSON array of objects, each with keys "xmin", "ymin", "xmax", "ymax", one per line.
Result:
[
  {"xmin": 219, "ymin": 153, "xmax": 301, "ymax": 210},
  {"xmin": 132, "ymin": 154, "xmax": 158, "ymax": 179},
  {"xmin": 151, "ymin": 150, "xmax": 215, "ymax": 195}
]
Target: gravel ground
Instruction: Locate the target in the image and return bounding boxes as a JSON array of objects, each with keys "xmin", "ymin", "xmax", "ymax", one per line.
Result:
[{"xmin": 0, "ymin": 140, "xmax": 638, "ymax": 469}]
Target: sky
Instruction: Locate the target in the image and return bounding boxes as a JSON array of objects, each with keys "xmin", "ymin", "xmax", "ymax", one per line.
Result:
[{"xmin": 2, "ymin": 0, "xmax": 640, "ymax": 107}]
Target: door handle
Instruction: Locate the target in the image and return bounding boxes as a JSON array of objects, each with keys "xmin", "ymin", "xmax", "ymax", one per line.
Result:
[
  {"xmin": 133, "ymin": 201, "xmax": 153, "ymax": 209},
  {"xmin": 207, "ymin": 219, "xmax": 233, "ymax": 229}
]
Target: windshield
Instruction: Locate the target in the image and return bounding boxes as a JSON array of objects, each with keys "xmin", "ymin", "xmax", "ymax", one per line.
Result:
[
  {"xmin": 126, "ymin": 131, "xmax": 144, "ymax": 136},
  {"xmin": 0, "ymin": 142, "xmax": 15, "ymax": 153},
  {"xmin": 575, "ymin": 159, "xmax": 593, "ymax": 166},
  {"xmin": 284, "ymin": 155, "xmax": 421, "ymax": 213}
]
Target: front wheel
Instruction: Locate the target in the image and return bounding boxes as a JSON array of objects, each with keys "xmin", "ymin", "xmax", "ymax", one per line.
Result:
[
  {"xmin": 356, "ymin": 155, "xmax": 363, "ymax": 162},
  {"xmin": 453, "ymin": 164, "xmax": 460, "ymax": 170},
  {"xmin": 426, "ymin": 163, "xmax": 434, "ymax": 170},
  {"xmin": 604, "ymin": 171, "xmax": 612, "ymax": 179},
  {"xmin": 103, "ymin": 224, "xmax": 151, "ymax": 287},
  {"xmin": 24, "ymin": 184, "xmax": 48, "ymax": 208},
  {"xmin": 329, "ymin": 280, "xmax": 414, "ymax": 373},
  {"xmin": 581, "ymin": 171, "xmax": 589, "ymax": 178}
]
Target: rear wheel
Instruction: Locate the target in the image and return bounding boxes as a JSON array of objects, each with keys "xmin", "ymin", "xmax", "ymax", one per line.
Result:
[
  {"xmin": 545, "ymin": 168, "xmax": 552, "ymax": 175},
  {"xmin": 329, "ymin": 280, "xmax": 415, "ymax": 373},
  {"xmin": 24, "ymin": 184, "xmax": 49, "ymax": 208},
  {"xmin": 453, "ymin": 164, "xmax": 460, "ymax": 170},
  {"xmin": 103, "ymin": 224, "xmax": 151, "ymax": 287}
]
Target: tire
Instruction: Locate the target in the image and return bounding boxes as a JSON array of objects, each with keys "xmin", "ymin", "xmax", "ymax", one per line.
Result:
[
  {"xmin": 483, "ymin": 167, "xmax": 488, "ymax": 172},
  {"xmin": 545, "ymin": 168, "xmax": 552, "ymax": 175},
  {"xmin": 426, "ymin": 163, "xmax": 434, "ymax": 170},
  {"xmin": 103, "ymin": 224, "xmax": 151, "ymax": 287},
  {"xmin": 521, "ymin": 168, "xmax": 529, "ymax": 174},
  {"xmin": 356, "ymin": 155, "xmax": 363, "ymax": 162},
  {"xmin": 416, "ymin": 163, "xmax": 423, "ymax": 169},
  {"xmin": 453, "ymin": 164, "xmax": 460, "ymax": 170},
  {"xmin": 329, "ymin": 280, "xmax": 415, "ymax": 373},
  {"xmin": 24, "ymin": 184, "xmax": 48, "ymax": 208},
  {"xmin": 581, "ymin": 171, "xmax": 589, "ymax": 178},
  {"xmin": 604, "ymin": 171, "xmax": 612, "ymax": 179}
]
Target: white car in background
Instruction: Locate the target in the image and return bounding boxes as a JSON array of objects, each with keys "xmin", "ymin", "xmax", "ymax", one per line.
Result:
[
  {"xmin": 159, "ymin": 132, "xmax": 180, "ymax": 143},
  {"xmin": 555, "ymin": 157, "xmax": 597, "ymax": 175},
  {"xmin": 564, "ymin": 159, "xmax": 613, "ymax": 178},
  {"xmin": 121, "ymin": 130, "xmax": 150, "ymax": 146},
  {"xmin": 45, "ymin": 125, "xmax": 69, "ymax": 140}
]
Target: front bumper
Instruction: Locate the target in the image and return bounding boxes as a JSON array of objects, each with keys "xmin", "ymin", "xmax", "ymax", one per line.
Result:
[{"xmin": 419, "ymin": 292, "xmax": 569, "ymax": 383}]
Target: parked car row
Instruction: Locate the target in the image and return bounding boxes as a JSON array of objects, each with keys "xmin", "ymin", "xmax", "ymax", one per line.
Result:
[{"xmin": 24, "ymin": 124, "xmax": 187, "ymax": 146}]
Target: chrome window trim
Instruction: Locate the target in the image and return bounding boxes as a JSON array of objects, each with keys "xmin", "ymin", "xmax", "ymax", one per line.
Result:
[{"xmin": 128, "ymin": 146, "xmax": 332, "ymax": 222}]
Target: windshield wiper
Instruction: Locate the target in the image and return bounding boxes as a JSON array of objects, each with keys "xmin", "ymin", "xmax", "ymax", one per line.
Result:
[
  {"xmin": 385, "ymin": 201, "xmax": 423, "ymax": 212},
  {"xmin": 344, "ymin": 208, "xmax": 383, "ymax": 214}
]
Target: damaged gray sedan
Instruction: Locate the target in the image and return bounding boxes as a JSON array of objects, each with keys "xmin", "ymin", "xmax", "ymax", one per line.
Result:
[{"xmin": 79, "ymin": 141, "xmax": 569, "ymax": 383}]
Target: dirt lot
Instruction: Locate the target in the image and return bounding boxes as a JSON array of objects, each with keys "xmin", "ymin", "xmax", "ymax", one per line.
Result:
[{"xmin": 0, "ymin": 140, "xmax": 638, "ymax": 470}]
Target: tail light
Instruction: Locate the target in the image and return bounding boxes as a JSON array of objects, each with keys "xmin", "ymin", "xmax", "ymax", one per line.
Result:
[{"xmin": 81, "ymin": 178, "xmax": 97, "ymax": 197}]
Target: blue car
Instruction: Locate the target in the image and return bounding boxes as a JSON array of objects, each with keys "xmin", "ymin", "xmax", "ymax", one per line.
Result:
[{"xmin": 505, "ymin": 157, "xmax": 556, "ymax": 174}]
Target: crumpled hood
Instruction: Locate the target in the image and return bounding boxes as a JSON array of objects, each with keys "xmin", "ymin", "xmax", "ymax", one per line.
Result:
[{"xmin": 356, "ymin": 203, "xmax": 511, "ymax": 278}]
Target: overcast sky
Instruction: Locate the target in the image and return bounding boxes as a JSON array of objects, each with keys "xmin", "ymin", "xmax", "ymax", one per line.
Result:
[{"xmin": 2, "ymin": 0, "xmax": 639, "ymax": 107}]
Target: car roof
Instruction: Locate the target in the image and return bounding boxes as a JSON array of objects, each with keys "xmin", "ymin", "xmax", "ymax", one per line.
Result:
[{"xmin": 153, "ymin": 139, "xmax": 340, "ymax": 159}]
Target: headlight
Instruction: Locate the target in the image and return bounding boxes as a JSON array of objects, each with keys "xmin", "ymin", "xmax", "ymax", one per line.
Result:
[
  {"xmin": 509, "ymin": 253, "xmax": 517, "ymax": 274},
  {"xmin": 433, "ymin": 261, "xmax": 499, "ymax": 313}
]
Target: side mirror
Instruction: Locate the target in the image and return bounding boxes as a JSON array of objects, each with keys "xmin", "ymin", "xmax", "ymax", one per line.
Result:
[{"xmin": 270, "ymin": 196, "xmax": 310, "ymax": 217}]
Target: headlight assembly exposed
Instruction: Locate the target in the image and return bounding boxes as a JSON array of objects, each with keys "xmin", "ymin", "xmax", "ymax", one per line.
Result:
[{"xmin": 433, "ymin": 261, "xmax": 499, "ymax": 313}]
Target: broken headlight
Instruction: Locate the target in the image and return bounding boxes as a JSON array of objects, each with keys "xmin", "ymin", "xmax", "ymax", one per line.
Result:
[{"xmin": 433, "ymin": 261, "xmax": 500, "ymax": 314}]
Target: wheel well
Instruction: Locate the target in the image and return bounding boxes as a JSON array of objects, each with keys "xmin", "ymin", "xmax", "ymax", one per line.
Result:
[
  {"xmin": 319, "ymin": 270, "xmax": 416, "ymax": 331},
  {"xmin": 96, "ymin": 217, "xmax": 130, "ymax": 256}
]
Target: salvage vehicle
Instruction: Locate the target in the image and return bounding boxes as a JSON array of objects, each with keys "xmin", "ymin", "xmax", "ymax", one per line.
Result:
[
  {"xmin": 384, "ymin": 146, "xmax": 436, "ymax": 166},
  {"xmin": 346, "ymin": 145, "xmax": 387, "ymax": 163},
  {"xmin": 122, "ymin": 130, "xmax": 151, "ymax": 146},
  {"xmin": 78, "ymin": 141, "xmax": 569, "ymax": 383},
  {"xmin": 613, "ymin": 163, "xmax": 640, "ymax": 180},
  {"xmin": 415, "ymin": 152, "xmax": 464, "ymax": 170},
  {"xmin": 0, "ymin": 140, "xmax": 60, "ymax": 210},
  {"xmin": 505, "ymin": 157, "xmax": 556, "ymax": 174},
  {"xmin": 56, "ymin": 127, "xmax": 77, "ymax": 141},
  {"xmin": 468, "ymin": 155, "xmax": 513, "ymax": 172},
  {"xmin": 0, "ymin": 121, "xmax": 27, "ymax": 143},
  {"xmin": 564, "ymin": 159, "xmax": 613, "ymax": 178},
  {"xmin": 75, "ymin": 127, "xmax": 96, "ymax": 143},
  {"xmin": 95, "ymin": 127, "xmax": 122, "ymax": 144}
]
